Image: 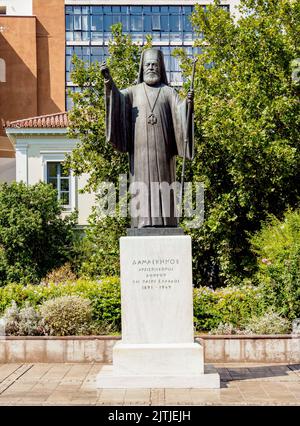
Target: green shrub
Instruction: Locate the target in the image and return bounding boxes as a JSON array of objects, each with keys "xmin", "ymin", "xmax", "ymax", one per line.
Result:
[
  {"xmin": 0, "ymin": 283, "xmax": 27, "ymax": 313},
  {"xmin": 0, "ymin": 277, "xmax": 121, "ymax": 332},
  {"xmin": 88, "ymin": 277, "xmax": 121, "ymax": 329},
  {"xmin": 78, "ymin": 214, "xmax": 128, "ymax": 279},
  {"xmin": 193, "ymin": 287, "xmax": 220, "ymax": 331},
  {"xmin": 1, "ymin": 293, "xmax": 118, "ymax": 336},
  {"xmin": 193, "ymin": 284, "xmax": 266, "ymax": 332},
  {"xmin": 209, "ymin": 322, "xmax": 239, "ymax": 335},
  {"xmin": 0, "ymin": 182, "xmax": 77, "ymax": 285},
  {"xmin": 77, "ymin": 321, "xmax": 118, "ymax": 336},
  {"xmin": 209, "ymin": 311, "xmax": 291, "ymax": 335},
  {"xmin": 2, "ymin": 301, "xmax": 19, "ymax": 335},
  {"xmin": 251, "ymin": 209, "xmax": 300, "ymax": 320},
  {"xmin": 40, "ymin": 295, "xmax": 92, "ymax": 336},
  {"xmin": 41, "ymin": 262, "xmax": 77, "ymax": 285},
  {"xmin": 3, "ymin": 277, "xmax": 293, "ymax": 335},
  {"xmin": 243, "ymin": 311, "xmax": 291, "ymax": 335},
  {"xmin": 3, "ymin": 301, "xmax": 43, "ymax": 336},
  {"xmin": 2, "ymin": 280, "xmax": 264, "ymax": 334}
]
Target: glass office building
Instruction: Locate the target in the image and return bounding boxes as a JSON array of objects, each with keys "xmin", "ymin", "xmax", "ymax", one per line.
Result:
[{"xmin": 65, "ymin": 3, "xmax": 230, "ymax": 109}]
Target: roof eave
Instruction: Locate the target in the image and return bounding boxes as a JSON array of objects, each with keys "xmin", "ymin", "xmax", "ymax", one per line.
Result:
[
  {"xmin": 5, "ymin": 128, "xmax": 69, "ymax": 147},
  {"xmin": 6, "ymin": 128, "xmax": 68, "ymax": 136}
]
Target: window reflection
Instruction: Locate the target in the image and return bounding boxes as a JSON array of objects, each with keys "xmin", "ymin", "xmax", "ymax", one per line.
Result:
[
  {"xmin": 152, "ymin": 15, "xmax": 160, "ymax": 31},
  {"xmin": 65, "ymin": 5, "xmax": 198, "ymax": 43},
  {"xmin": 104, "ymin": 15, "xmax": 112, "ymax": 31},
  {"xmin": 131, "ymin": 15, "xmax": 143, "ymax": 31},
  {"xmin": 91, "ymin": 16, "xmax": 101, "ymax": 31}
]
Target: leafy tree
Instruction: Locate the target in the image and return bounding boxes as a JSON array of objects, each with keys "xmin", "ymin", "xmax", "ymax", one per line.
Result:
[
  {"xmin": 176, "ymin": 0, "xmax": 300, "ymax": 286},
  {"xmin": 0, "ymin": 182, "xmax": 77, "ymax": 285}
]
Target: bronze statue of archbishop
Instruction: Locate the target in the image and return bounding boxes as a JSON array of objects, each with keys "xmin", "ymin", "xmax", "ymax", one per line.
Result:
[{"xmin": 101, "ymin": 48, "xmax": 194, "ymax": 228}]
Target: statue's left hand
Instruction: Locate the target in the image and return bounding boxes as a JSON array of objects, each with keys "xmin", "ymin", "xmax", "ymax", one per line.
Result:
[{"xmin": 100, "ymin": 61, "xmax": 111, "ymax": 82}]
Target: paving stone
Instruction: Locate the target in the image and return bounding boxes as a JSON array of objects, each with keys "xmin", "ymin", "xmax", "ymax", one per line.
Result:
[
  {"xmin": 70, "ymin": 391, "xmax": 99, "ymax": 405},
  {"xmin": 218, "ymin": 388, "xmax": 246, "ymax": 404},
  {"xmin": 150, "ymin": 388, "xmax": 165, "ymax": 405},
  {"xmin": 0, "ymin": 364, "xmax": 22, "ymax": 382},
  {"xmin": 165, "ymin": 388, "xmax": 192, "ymax": 405},
  {"xmin": 286, "ymin": 382, "xmax": 300, "ymax": 392},
  {"xmin": 3, "ymin": 382, "xmax": 35, "ymax": 393},
  {"xmin": 0, "ymin": 362, "xmax": 300, "ymax": 405},
  {"xmin": 31, "ymin": 382, "xmax": 59, "ymax": 392},
  {"xmin": 46, "ymin": 391, "xmax": 77, "ymax": 403},
  {"xmin": 41, "ymin": 364, "xmax": 72, "ymax": 381},
  {"xmin": 190, "ymin": 389, "xmax": 221, "ymax": 405},
  {"xmin": 0, "ymin": 395, "xmax": 22, "ymax": 403},
  {"xmin": 98, "ymin": 388, "xmax": 126, "ymax": 405},
  {"xmin": 124, "ymin": 388, "xmax": 151, "ymax": 405}
]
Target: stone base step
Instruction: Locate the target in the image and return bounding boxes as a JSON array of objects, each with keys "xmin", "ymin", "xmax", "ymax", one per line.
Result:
[{"xmin": 96, "ymin": 364, "xmax": 220, "ymax": 389}]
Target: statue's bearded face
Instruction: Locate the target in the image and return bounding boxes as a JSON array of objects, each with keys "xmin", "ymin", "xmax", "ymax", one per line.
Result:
[{"xmin": 143, "ymin": 58, "xmax": 161, "ymax": 85}]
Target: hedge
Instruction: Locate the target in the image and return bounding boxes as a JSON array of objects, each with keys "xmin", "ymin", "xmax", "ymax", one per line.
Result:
[
  {"xmin": 193, "ymin": 284, "xmax": 267, "ymax": 331},
  {"xmin": 0, "ymin": 278, "xmax": 269, "ymax": 333}
]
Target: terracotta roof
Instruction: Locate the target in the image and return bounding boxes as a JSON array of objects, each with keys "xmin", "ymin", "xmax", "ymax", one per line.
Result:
[{"xmin": 4, "ymin": 112, "xmax": 69, "ymax": 129}]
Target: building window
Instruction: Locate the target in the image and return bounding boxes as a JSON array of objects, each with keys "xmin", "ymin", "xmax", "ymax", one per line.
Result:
[
  {"xmin": 0, "ymin": 6, "xmax": 6, "ymax": 15},
  {"xmin": 65, "ymin": 5, "xmax": 198, "ymax": 44},
  {"xmin": 65, "ymin": 4, "xmax": 229, "ymax": 108},
  {"xmin": 46, "ymin": 162, "xmax": 71, "ymax": 208},
  {"xmin": 0, "ymin": 58, "xmax": 6, "ymax": 82}
]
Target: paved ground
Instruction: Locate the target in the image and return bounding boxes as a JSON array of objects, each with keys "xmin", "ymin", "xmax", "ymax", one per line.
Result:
[{"xmin": 0, "ymin": 363, "xmax": 299, "ymax": 405}]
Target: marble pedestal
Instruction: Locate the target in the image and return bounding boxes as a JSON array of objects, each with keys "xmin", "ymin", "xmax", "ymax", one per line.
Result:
[{"xmin": 97, "ymin": 235, "xmax": 220, "ymax": 388}]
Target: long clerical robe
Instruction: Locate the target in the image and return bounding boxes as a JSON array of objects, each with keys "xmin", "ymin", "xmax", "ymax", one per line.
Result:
[{"xmin": 105, "ymin": 81, "xmax": 194, "ymax": 228}]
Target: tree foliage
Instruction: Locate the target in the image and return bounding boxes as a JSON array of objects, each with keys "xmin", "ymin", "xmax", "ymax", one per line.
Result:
[
  {"xmin": 177, "ymin": 0, "xmax": 300, "ymax": 285},
  {"xmin": 0, "ymin": 182, "xmax": 77, "ymax": 285}
]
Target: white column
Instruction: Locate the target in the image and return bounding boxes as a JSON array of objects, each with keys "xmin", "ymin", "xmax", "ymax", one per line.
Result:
[{"xmin": 15, "ymin": 141, "xmax": 28, "ymax": 184}]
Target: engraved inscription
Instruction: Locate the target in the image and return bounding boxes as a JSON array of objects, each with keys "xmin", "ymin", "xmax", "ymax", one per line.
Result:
[{"xmin": 130, "ymin": 257, "xmax": 181, "ymax": 290}]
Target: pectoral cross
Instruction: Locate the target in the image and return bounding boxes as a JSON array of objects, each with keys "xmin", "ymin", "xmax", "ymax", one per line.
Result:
[{"xmin": 148, "ymin": 113, "xmax": 157, "ymax": 125}]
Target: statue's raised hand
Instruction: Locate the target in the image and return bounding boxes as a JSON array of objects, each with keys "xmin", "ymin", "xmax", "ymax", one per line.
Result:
[{"xmin": 100, "ymin": 61, "xmax": 111, "ymax": 82}]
